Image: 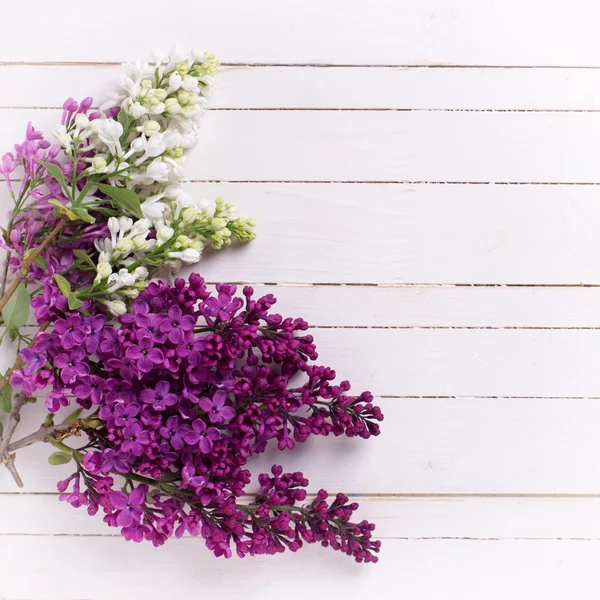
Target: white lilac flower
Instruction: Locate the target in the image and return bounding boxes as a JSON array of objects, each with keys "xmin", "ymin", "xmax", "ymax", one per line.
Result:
[
  {"xmin": 93, "ymin": 119, "xmax": 124, "ymax": 156},
  {"xmin": 74, "ymin": 48, "xmax": 256, "ymax": 303},
  {"xmin": 168, "ymin": 248, "xmax": 201, "ymax": 264},
  {"xmin": 104, "ymin": 300, "xmax": 127, "ymax": 316}
]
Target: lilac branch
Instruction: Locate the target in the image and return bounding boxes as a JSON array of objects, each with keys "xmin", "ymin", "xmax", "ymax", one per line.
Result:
[
  {"xmin": 7, "ymin": 420, "xmax": 85, "ymax": 453},
  {"xmin": 0, "ymin": 391, "xmax": 28, "ymax": 487}
]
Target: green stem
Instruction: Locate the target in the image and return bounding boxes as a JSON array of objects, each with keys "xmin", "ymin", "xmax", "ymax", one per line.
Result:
[{"xmin": 47, "ymin": 438, "xmax": 83, "ymax": 460}]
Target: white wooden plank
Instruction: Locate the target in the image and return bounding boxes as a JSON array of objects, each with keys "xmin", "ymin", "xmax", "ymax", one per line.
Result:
[
  {"xmin": 181, "ymin": 183, "xmax": 600, "ymax": 284},
  {"xmin": 3, "ymin": 181, "xmax": 600, "ymax": 285},
  {"xmin": 310, "ymin": 329, "xmax": 600, "ymax": 397},
  {"xmin": 5, "ymin": 396, "xmax": 600, "ymax": 495},
  {"xmin": 3, "ymin": 1, "xmax": 600, "ymax": 67},
  {"xmin": 2, "ymin": 108, "xmax": 600, "ymax": 183},
  {"xmin": 18, "ymin": 285, "xmax": 600, "ymax": 328},
  {"xmin": 7, "ymin": 327, "xmax": 600, "ymax": 397},
  {"xmin": 5, "ymin": 65, "xmax": 600, "ymax": 111},
  {"xmin": 1, "ymin": 537, "xmax": 600, "ymax": 600},
  {"xmin": 214, "ymin": 285, "xmax": 600, "ymax": 328},
  {"xmin": 5, "ymin": 495, "xmax": 600, "ymax": 540}
]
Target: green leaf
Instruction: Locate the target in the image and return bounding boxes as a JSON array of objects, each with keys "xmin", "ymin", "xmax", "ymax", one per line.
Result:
[
  {"xmin": 73, "ymin": 250, "xmax": 95, "ymax": 268},
  {"xmin": 54, "ymin": 275, "xmax": 84, "ymax": 310},
  {"xmin": 67, "ymin": 294, "xmax": 84, "ymax": 310},
  {"xmin": 70, "ymin": 207, "xmax": 96, "ymax": 224},
  {"xmin": 38, "ymin": 160, "xmax": 68, "ymax": 193},
  {"xmin": 48, "ymin": 199, "xmax": 78, "ymax": 222},
  {"xmin": 0, "ymin": 418, "xmax": 4, "ymax": 438},
  {"xmin": 54, "ymin": 274, "xmax": 72, "ymax": 298},
  {"xmin": 34, "ymin": 255, "xmax": 48, "ymax": 270},
  {"xmin": 0, "ymin": 382, "xmax": 12, "ymax": 413},
  {"xmin": 118, "ymin": 109, "xmax": 134, "ymax": 142},
  {"xmin": 97, "ymin": 184, "xmax": 142, "ymax": 218},
  {"xmin": 2, "ymin": 284, "xmax": 30, "ymax": 334},
  {"xmin": 75, "ymin": 179, "xmax": 95, "ymax": 205},
  {"xmin": 48, "ymin": 451, "xmax": 72, "ymax": 466}
]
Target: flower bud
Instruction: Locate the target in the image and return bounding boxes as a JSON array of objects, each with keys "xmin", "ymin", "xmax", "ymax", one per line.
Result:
[
  {"xmin": 150, "ymin": 102, "xmax": 166, "ymax": 115},
  {"xmin": 134, "ymin": 266, "xmax": 149, "ymax": 280},
  {"xmin": 141, "ymin": 120, "xmax": 161, "ymax": 137},
  {"xmin": 177, "ymin": 90, "xmax": 190, "ymax": 105},
  {"xmin": 164, "ymin": 98, "xmax": 181, "ymax": 115},
  {"xmin": 108, "ymin": 217, "xmax": 120, "ymax": 239},
  {"xmin": 168, "ymin": 72, "xmax": 182, "ymax": 92},
  {"xmin": 181, "ymin": 105, "xmax": 199, "ymax": 119},
  {"xmin": 181, "ymin": 76, "xmax": 199, "ymax": 92},
  {"xmin": 114, "ymin": 238, "xmax": 134, "ymax": 254},
  {"xmin": 154, "ymin": 88, "xmax": 167, "ymax": 101},
  {"xmin": 96, "ymin": 261, "xmax": 112, "ymax": 279},
  {"xmin": 211, "ymin": 217, "xmax": 226, "ymax": 231},
  {"xmin": 105, "ymin": 300, "xmax": 127, "ymax": 316},
  {"xmin": 92, "ymin": 156, "xmax": 107, "ymax": 173},
  {"xmin": 169, "ymin": 248, "xmax": 201, "ymax": 264},
  {"xmin": 74, "ymin": 113, "xmax": 89, "ymax": 129},
  {"xmin": 118, "ymin": 216, "xmax": 133, "ymax": 233},
  {"xmin": 181, "ymin": 207, "xmax": 198, "ymax": 224},
  {"xmin": 157, "ymin": 225, "xmax": 175, "ymax": 243},
  {"xmin": 120, "ymin": 288, "xmax": 140, "ymax": 299},
  {"xmin": 132, "ymin": 235, "xmax": 149, "ymax": 250}
]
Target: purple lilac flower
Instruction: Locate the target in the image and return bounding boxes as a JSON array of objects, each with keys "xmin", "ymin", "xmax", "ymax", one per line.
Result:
[
  {"xmin": 159, "ymin": 306, "xmax": 195, "ymax": 344},
  {"xmin": 125, "ymin": 337, "xmax": 164, "ymax": 373},
  {"xmin": 54, "ymin": 347, "xmax": 89, "ymax": 383},
  {"xmin": 17, "ymin": 277, "xmax": 382, "ymax": 562},
  {"xmin": 140, "ymin": 381, "xmax": 177, "ymax": 411},
  {"xmin": 19, "ymin": 348, "xmax": 46, "ymax": 376},
  {"xmin": 121, "ymin": 421, "xmax": 151, "ymax": 456},
  {"xmin": 54, "ymin": 315, "xmax": 87, "ymax": 349},
  {"xmin": 198, "ymin": 390, "xmax": 236, "ymax": 424},
  {"xmin": 85, "ymin": 314, "xmax": 106, "ymax": 353},
  {"xmin": 184, "ymin": 419, "xmax": 220, "ymax": 454},
  {"xmin": 109, "ymin": 485, "xmax": 148, "ymax": 527}
]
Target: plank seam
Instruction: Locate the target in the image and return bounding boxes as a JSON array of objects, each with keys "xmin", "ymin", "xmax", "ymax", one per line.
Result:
[
  {"xmin": 7, "ymin": 107, "xmax": 600, "ymax": 114},
  {"xmin": 6, "ymin": 62, "xmax": 600, "ymax": 69},
  {"xmin": 0, "ymin": 532, "xmax": 598, "ymax": 541}
]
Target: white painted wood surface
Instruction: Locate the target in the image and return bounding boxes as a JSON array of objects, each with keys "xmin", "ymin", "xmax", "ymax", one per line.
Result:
[{"xmin": 1, "ymin": 1, "xmax": 600, "ymax": 598}]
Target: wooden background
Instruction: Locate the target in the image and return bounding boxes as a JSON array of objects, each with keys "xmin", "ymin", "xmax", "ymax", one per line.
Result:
[{"xmin": 2, "ymin": 1, "xmax": 600, "ymax": 597}]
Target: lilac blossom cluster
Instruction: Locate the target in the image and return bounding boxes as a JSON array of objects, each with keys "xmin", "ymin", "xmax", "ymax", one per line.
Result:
[
  {"xmin": 0, "ymin": 47, "xmax": 255, "ymax": 319},
  {"xmin": 14, "ymin": 277, "xmax": 383, "ymax": 562}
]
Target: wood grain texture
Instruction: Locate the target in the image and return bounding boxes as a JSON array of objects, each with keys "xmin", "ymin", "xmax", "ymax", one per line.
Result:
[
  {"xmin": 2, "ymin": 537, "xmax": 600, "ymax": 600},
  {"xmin": 4, "ymin": 181, "xmax": 600, "ymax": 285},
  {"xmin": 194, "ymin": 285, "xmax": 600, "ymax": 328},
  {"xmin": 3, "ymin": 109, "xmax": 600, "ymax": 182},
  {"xmin": 5, "ymin": 65, "xmax": 600, "ymax": 110},
  {"xmin": 2, "ymin": 0, "xmax": 600, "ymax": 67},
  {"xmin": 5, "ymin": 397, "xmax": 600, "ymax": 495},
  {"xmin": 6, "ymin": 495, "xmax": 600, "ymax": 539},
  {"xmin": 2, "ymin": 2, "xmax": 600, "ymax": 595}
]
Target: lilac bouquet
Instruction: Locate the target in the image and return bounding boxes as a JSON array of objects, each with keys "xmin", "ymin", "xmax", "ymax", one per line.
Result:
[{"xmin": 0, "ymin": 47, "xmax": 383, "ymax": 563}]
